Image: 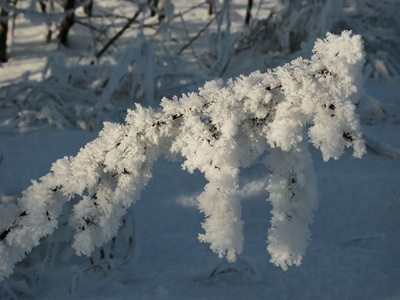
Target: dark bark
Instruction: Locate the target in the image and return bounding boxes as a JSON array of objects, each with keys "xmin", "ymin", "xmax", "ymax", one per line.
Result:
[
  {"xmin": 38, "ymin": 0, "xmax": 53, "ymax": 42},
  {"xmin": 150, "ymin": 0, "xmax": 159, "ymax": 17},
  {"xmin": 208, "ymin": 1, "xmax": 213, "ymax": 15},
  {"xmin": 59, "ymin": 0, "xmax": 76, "ymax": 46},
  {"xmin": 0, "ymin": 6, "xmax": 8, "ymax": 62},
  {"xmin": 83, "ymin": 0, "xmax": 93, "ymax": 17},
  {"xmin": 158, "ymin": 0, "xmax": 165, "ymax": 21},
  {"xmin": 38, "ymin": 0, "xmax": 47, "ymax": 13},
  {"xmin": 245, "ymin": 0, "xmax": 253, "ymax": 25}
]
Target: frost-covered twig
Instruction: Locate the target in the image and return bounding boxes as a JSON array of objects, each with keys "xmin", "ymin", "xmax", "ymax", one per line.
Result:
[
  {"xmin": 267, "ymin": 143, "xmax": 317, "ymax": 270},
  {"xmin": 0, "ymin": 31, "xmax": 366, "ymax": 281}
]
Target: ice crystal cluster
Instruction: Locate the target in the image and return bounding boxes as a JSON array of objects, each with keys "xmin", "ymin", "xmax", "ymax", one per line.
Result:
[{"xmin": 0, "ymin": 31, "xmax": 365, "ymax": 281}]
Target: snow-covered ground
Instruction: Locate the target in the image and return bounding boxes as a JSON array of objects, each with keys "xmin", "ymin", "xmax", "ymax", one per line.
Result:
[{"xmin": 1, "ymin": 1, "xmax": 400, "ymax": 299}]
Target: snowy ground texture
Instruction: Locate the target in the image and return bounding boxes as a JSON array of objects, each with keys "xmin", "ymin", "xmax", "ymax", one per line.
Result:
[{"xmin": 1, "ymin": 0, "xmax": 400, "ymax": 299}]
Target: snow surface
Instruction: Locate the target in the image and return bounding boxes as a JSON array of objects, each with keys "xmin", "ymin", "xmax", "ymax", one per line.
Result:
[{"xmin": 1, "ymin": 0, "xmax": 400, "ymax": 299}]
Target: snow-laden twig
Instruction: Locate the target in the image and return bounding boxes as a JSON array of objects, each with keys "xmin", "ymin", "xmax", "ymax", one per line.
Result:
[{"xmin": 0, "ymin": 31, "xmax": 366, "ymax": 281}]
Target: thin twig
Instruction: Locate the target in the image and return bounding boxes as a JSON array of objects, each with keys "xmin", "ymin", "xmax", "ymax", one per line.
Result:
[
  {"xmin": 388, "ymin": 193, "xmax": 400, "ymax": 210},
  {"xmin": 178, "ymin": 13, "xmax": 203, "ymax": 66},
  {"xmin": 177, "ymin": 10, "xmax": 221, "ymax": 56},
  {"xmin": 81, "ymin": 14, "xmax": 131, "ymax": 20},
  {"xmin": 95, "ymin": 7, "xmax": 144, "ymax": 59},
  {"xmin": 74, "ymin": 19, "xmax": 104, "ymax": 32}
]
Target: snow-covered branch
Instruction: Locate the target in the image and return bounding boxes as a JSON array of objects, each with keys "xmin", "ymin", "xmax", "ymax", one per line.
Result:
[{"xmin": 0, "ymin": 31, "xmax": 366, "ymax": 281}]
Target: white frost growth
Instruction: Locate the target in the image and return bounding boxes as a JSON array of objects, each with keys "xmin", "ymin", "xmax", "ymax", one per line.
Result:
[
  {"xmin": 0, "ymin": 31, "xmax": 366, "ymax": 281},
  {"xmin": 267, "ymin": 141, "xmax": 317, "ymax": 270},
  {"xmin": 308, "ymin": 31, "xmax": 366, "ymax": 160}
]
